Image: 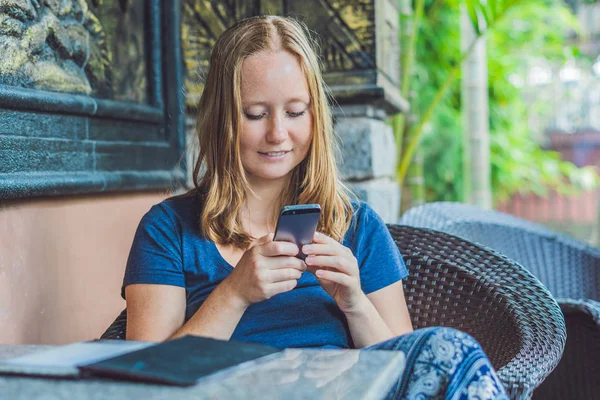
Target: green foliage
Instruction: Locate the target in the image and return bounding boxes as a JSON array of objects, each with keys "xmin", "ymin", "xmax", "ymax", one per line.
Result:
[
  {"xmin": 397, "ymin": 0, "xmax": 522, "ymax": 184},
  {"xmin": 412, "ymin": 0, "xmax": 599, "ymax": 203},
  {"xmin": 413, "ymin": 0, "xmax": 463, "ymax": 200},
  {"xmin": 464, "ymin": 0, "xmax": 521, "ymax": 36}
]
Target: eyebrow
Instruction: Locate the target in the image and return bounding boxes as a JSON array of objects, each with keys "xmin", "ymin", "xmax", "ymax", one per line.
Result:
[{"xmin": 243, "ymin": 98, "xmax": 310, "ymax": 107}]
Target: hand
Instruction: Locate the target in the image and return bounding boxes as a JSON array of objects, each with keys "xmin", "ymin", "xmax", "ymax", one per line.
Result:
[
  {"xmin": 302, "ymin": 232, "xmax": 367, "ymax": 313},
  {"xmin": 222, "ymin": 233, "xmax": 307, "ymax": 308}
]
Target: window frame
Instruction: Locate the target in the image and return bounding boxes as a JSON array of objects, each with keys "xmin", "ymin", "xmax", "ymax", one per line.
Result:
[{"xmin": 0, "ymin": 0, "xmax": 185, "ymax": 199}]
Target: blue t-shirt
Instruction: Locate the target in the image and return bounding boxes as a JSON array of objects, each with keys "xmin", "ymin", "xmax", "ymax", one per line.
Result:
[{"xmin": 122, "ymin": 194, "xmax": 408, "ymax": 349}]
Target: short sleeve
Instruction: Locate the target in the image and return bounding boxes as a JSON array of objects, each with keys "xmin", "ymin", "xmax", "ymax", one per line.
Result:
[
  {"xmin": 352, "ymin": 203, "xmax": 408, "ymax": 294},
  {"xmin": 121, "ymin": 204, "xmax": 186, "ymax": 299}
]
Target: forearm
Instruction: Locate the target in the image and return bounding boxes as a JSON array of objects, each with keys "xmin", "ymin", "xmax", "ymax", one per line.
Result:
[
  {"xmin": 169, "ymin": 281, "xmax": 247, "ymax": 341},
  {"xmin": 345, "ymin": 295, "xmax": 396, "ymax": 348}
]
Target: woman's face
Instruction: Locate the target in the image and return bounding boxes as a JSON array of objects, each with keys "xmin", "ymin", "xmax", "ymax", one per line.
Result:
[{"xmin": 239, "ymin": 49, "xmax": 313, "ymax": 187}]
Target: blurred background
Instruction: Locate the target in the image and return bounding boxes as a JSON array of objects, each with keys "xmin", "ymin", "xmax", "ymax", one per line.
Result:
[
  {"xmin": 396, "ymin": 0, "xmax": 600, "ymax": 246},
  {"xmin": 0, "ymin": 0, "xmax": 598, "ymax": 344}
]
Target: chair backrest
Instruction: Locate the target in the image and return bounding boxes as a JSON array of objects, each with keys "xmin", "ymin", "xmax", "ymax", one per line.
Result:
[
  {"xmin": 387, "ymin": 224, "xmax": 566, "ymax": 399},
  {"xmin": 100, "ymin": 309, "xmax": 126, "ymax": 340},
  {"xmin": 399, "ymin": 202, "xmax": 600, "ymax": 300},
  {"xmin": 102, "ymin": 224, "xmax": 566, "ymax": 399}
]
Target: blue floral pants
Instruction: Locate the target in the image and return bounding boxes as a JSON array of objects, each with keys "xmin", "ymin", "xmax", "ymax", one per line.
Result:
[{"xmin": 364, "ymin": 327, "xmax": 510, "ymax": 400}]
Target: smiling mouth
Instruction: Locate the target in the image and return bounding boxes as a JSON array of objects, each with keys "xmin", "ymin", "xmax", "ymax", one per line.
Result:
[{"xmin": 259, "ymin": 151, "xmax": 291, "ymax": 157}]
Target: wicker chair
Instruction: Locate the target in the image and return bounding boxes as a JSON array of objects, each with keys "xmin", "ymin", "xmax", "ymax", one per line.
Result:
[
  {"xmin": 101, "ymin": 225, "xmax": 566, "ymax": 399},
  {"xmin": 400, "ymin": 202, "xmax": 600, "ymax": 399}
]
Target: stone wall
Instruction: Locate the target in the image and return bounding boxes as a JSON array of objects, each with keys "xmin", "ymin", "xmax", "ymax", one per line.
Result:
[
  {"xmin": 335, "ymin": 108, "xmax": 400, "ymax": 222},
  {"xmin": 184, "ymin": 106, "xmax": 401, "ymax": 222},
  {"xmin": 180, "ymin": 0, "xmax": 407, "ymax": 222}
]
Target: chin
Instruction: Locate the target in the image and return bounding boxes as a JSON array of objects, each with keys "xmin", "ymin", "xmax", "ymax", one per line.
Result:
[{"xmin": 247, "ymin": 168, "xmax": 294, "ymax": 182}]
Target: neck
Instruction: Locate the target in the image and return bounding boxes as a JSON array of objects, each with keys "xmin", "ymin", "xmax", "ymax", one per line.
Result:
[{"xmin": 243, "ymin": 174, "xmax": 290, "ymax": 232}]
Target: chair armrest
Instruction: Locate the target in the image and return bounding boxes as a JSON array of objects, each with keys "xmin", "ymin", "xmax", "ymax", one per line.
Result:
[
  {"xmin": 387, "ymin": 224, "xmax": 566, "ymax": 399},
  {"xmin": 559, "ymin": 298, "xmax": 600, "ymax": 326},
  {"xmin": 100, "ymin": 309, "xmax": 127, "ymax": 340}
]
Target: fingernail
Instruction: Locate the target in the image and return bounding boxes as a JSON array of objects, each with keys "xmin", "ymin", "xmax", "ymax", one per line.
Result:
[
  {"xmin": 316, "ymin": 270, "xmax": 324, "ymax": 277},
  {"xmin": 305, "ymin": 256, "xmax": 313, "ymax": 264},
  {"xmin": 303, "ymin": 245, "xmax": 311, "ymax": 253}
]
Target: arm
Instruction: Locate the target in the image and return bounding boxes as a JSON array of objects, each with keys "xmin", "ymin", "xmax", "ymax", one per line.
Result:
[
  {"xmin": 125, "ymin": 282, "xmax": 248, "ymax": 342},
  {"xmin": 303, "ymin": 203, "xmax": 413, "ymax": 348},
  {"xmin": 304, "ymin": 234, "xmax": 413, "ymax": 348},
  {"xmin": 125, "ymin": 234, "xmax": 305, "ymax": 342},
  {"xmin": 344, "ymin": 281, "xmax": 413, "ymax": 348}
]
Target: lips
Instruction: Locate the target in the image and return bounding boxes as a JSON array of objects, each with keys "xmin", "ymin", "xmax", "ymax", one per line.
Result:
[{"xmin": 258, "ymin": 151, "xmax": 291, "ymax": 157}]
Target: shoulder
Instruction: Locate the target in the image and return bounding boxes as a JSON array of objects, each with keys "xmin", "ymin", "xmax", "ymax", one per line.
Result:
[
  {"xmin": 344, "ymin": 200, "xmax": 387, "ymax": 243},
  {"xmin": 141, "ymin": 190, "xmax": 201, "ymax": 232},
  {"xmin": 349, "ymin": 200, "xmax": 384, "ymax": 229}
]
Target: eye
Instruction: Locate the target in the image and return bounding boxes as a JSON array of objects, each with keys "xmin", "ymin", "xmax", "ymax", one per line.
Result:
[
  {"xmin": 287, "ymin": 110, "xmax": 306, "ymax": 118},
  {"xmin": 244, "ymin": 112, "xmax": 266, "ymax": 120}
]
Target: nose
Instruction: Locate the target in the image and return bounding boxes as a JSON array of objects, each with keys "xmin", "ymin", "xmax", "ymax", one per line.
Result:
[{"xmin": 266, "ymin": 112, "xmax": 287, "ymax": 143}]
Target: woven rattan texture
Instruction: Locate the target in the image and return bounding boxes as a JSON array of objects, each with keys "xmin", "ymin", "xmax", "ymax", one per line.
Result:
[
  {"xmin": 100, "ymin": 225, "xmax": 566, "ymax": 399},
  {"xmin": 534, "ymin": 306, "xmax": 600, "ymax": 399},
  {"xmin": 100, "ymin": 309, "xmax": 126, "ymax": 340},
  {"xmin": 388, "ymin": 225, "xmax": 565, "ymax": 399},
  {"xmin": 399, "ymin": 202, "xmax": 600, "ymax": 399},
  {"xmin": 398, "ymin": 202, "xmax": 600, "ymax": 300}
]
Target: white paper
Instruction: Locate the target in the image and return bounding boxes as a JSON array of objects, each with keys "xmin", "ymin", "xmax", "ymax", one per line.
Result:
[{"xmin": 0, "ymin": 340, "xmax": 154, "ymax": 377}]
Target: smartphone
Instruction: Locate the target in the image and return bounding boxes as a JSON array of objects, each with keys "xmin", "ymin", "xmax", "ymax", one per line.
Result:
[{"xmin": 273, "ymin": 204, "xmax": 321, "ymax": 259}]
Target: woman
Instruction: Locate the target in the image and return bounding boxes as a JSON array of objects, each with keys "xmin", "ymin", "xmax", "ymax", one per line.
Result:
[{"xmin": 122, "ymin": 15, "xmax": 508, "ymax": 399}]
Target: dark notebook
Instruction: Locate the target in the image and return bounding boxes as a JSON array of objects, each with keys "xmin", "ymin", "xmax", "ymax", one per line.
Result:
[{"xmin": 78, "ymin": 335, "xmax": 282, "ymax": 386}]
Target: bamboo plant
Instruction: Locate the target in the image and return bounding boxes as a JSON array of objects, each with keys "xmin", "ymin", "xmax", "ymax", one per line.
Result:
[{"xmin": 394, "ymin": 0, "xmax": 523, "ymax": 191}]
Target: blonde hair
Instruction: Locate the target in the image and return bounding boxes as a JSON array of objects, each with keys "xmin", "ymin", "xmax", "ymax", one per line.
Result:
[{"xmin": 193, "ymin": 15, "xmax": 354, "ymax": 248}]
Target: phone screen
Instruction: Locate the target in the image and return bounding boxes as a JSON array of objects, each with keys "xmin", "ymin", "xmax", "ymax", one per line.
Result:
[{"xmin": 273, "ymin": 205, "xmax": 321, "ymax": 259}]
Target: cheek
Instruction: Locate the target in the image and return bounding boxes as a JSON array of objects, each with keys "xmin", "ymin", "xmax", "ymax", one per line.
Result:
[
  {"xmin": 292, "ymin": 114, "xmax": 313, "ymax": 144},
  {"xmin": 239, "ymin": 123, "xmax": 263, "ymax": 152},
  {"xmin": 300, "ymin": 118, "xmax": 313, "ymax": 150}
]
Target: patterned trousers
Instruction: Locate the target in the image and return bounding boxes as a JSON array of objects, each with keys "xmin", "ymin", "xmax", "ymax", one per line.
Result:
[{"xmin": 364, "ymin": 327, "xmax": 510, "ymax": 400}]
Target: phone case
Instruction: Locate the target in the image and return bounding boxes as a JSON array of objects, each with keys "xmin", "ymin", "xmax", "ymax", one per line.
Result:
[{"xmin": 273, "ymin": 204, "xmax": 321, "ymax": 259}]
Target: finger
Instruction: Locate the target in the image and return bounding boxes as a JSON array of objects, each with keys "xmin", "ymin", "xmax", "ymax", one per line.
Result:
[
  {"xmin": 268, "ymin": 268, "xmax": 303, "ymax": 283},
  {"xmin": 315, "ymin": 269, "xmax": 353, "ymax": 286},
  {"xmin": 306, "ymin": 265, "xmax": 319, "ymax": 275},
  {"xmin": 249, "ymin": 233, "xmax": 274, "ymax": 249},
  {"xmin": 306, "ymin": 255, "xmax": 352, "ymax": 275},
  {"xmin": 301, "ymin": 243, "xmax": 338, "ymax": 256},
  {"xmin": 311, "ymin": 231, "xmax": 338, "ymax": 245},
  {"xmin": 259, "ymin": 241, "xmax": 299, "ymax": 257},
  {"xmin": 306, "ymin": 265, "xmax": 341, "ymax": 277},
  {"xmin": 268, "ymin": 279, "xmax": 298, "ymax": 296},
  {"xmin": 264, "ymin": 256, "xmax": 307, "ymax": 272}
]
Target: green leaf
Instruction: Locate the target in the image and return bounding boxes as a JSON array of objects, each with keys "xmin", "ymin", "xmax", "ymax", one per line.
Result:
[
  {"xmin": 465, "ymin": 0, "xmax": 482, "ymax": 35},
  {"xmin": 398, "ymin": 0, "xmax": 600, "ymax": 204},
  {"xmin": 476, "ymin": 1, "xmax": 491, "ymax": 28},
  {"xmin": 489, "ymin": 0, "xmax": 500, "ymax": 20}
]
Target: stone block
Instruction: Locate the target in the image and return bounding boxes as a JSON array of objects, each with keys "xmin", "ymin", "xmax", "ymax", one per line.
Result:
[
  {"xmin": 94, "ymin": 142, "xmax": 178, "ymax": 173},
  {"xmin": 0, "ymin": 135, "xmax": 92, "ymax": 173},
  {"xmin": 333, "ymin": 105, "xmax": 388, "ymax": 121},
  {"xmin": 335, "ymin": 117, "xmax": 397, "ymax": 180},
  {"xmin": 346, "ymin": 179, "xmax": 401, "ymax": 223}
]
